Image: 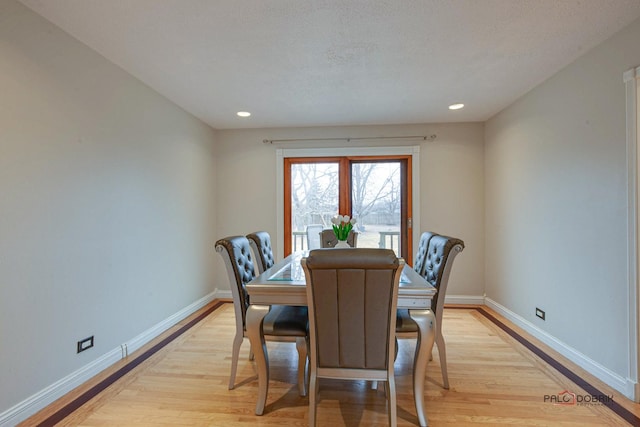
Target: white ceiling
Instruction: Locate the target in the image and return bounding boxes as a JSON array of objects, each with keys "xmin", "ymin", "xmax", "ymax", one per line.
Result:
[{"xmin": 19, "ymin": 0, "xmax": 640, "ymax": 129}]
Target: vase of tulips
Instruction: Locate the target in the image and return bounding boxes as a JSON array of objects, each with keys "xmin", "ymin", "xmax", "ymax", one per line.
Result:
[{"xmin": 331, "ymin": 214, "xmax": 356, "ymax": 248}]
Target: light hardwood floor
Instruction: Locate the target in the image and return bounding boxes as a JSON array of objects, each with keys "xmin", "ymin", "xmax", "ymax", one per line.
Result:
[{"xmin": 22, "ymin": 301, "xmax": 640, "ymax": 426}]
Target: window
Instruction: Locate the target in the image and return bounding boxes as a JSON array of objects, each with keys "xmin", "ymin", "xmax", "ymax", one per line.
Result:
[{"xmin": 278, "ymin": 147, "xmax": 420, "ymax": 264}]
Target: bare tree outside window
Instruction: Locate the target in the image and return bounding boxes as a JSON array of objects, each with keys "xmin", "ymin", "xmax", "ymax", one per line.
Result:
[
  {"xmin": 351, "ymin": 162, "xmax": 401, "ymax": 254},
  {"xmin": 290, "ymin": 163, "xmax": 339, "ymax": 250},
  {"xmin": 285, "ymin": 154, "xmax": 411, "ymax": 259}
]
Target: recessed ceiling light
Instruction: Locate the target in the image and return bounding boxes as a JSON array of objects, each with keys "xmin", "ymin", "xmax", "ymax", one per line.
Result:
[
  {"xmin": 448, "ymin": 103, "xmax": 464, "ymax": 110},
  {"xmin": 237, "ymin": 111, "xmax": 251, "ymax": 117}
]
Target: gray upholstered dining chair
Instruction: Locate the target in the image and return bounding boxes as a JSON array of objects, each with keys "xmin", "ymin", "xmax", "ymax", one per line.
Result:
[
  {"xmin": 319, "ymin": 229, "xmax": 358, "ymax": 248},
  {"xmin": 246, "ymin": 231, "xmax": 275, "ymax": 274},
  {"xmin": 396, "ymin": 233, "xmax": 464, "ymax": 389},
  {"xmin": 301, "ymin": 248, "xmax": 403, "ymax": 427},
  {"xmin": 215, "ymin": 236, "xmax": 308, "ymax": 394}
]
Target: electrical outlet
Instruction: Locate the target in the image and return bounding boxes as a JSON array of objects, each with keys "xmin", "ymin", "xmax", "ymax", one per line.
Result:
[
  {"xmin": 77, "ymin": 336, "xmax": 94, "ymax": 353},
  {"xmin": 535, "ymin": 308, "xmax": 545, "ymax": 321}
]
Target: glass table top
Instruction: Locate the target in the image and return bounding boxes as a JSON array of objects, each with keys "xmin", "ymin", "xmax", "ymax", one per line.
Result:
[{"xmin": 268, "ymin": 255, "xmax": 410, "ymax": 283}]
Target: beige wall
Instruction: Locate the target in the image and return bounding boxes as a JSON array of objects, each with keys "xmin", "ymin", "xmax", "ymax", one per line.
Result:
[
  {"xmin": 0, "ymin": 0, "xmax": 218, "ymax": 416},
  {"xmin": 215, "ymin": 122, "xmax": 485, "ymax": 298},
  {"xmin": 485, "ymin": 17, "xmax": 640, "ymax": 384},
  {"xmin": 6, "ymin": 0, "xmax": 640, "ymax": 419}
]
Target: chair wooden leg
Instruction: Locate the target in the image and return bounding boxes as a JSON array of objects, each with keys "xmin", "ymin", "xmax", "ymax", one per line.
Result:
[
  {"xmin": 296, "ymin": 337, "xmax": 307, "ymax": 396},
  {"xmin": 308, "ymin": 369, "xmax": 318, "ymax": 427},
  {"xmin": 394, "ymin": 337, "xmax": 399, "ymax": 360},
  {"xmin": 306, "ymin": 340, "xmax": 311, "ymax": 393},
  {"xmin": 388, "ymin": 376, "xmax": 397, "ymax": 427},
  {"xmin": 229, "ymin": 333, "xmax": 244, "ymax": 390},
  {"xmin": 435, "ymin": 330, "xmax": 449, "ymax": 389}
]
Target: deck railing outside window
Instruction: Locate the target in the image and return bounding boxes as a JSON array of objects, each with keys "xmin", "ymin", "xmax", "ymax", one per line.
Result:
[
  {"xmin": 292, "ymin": 230, "xmax": 400, "ymax": 253},
  {"xmin": 292, "ymin": 231, "xmax": 307, "ymax": 251}
]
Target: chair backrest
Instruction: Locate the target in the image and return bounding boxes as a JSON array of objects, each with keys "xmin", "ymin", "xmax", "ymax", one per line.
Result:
[
  {"xmin": 423, "ymin": 235, "xmax": 465, "ymax": 314},
  {"xmin": 246, "ymin": 231, "xmax": 275, "ymax": 274},
  {"xmin": 319, "ymin": 229, "xmax": 358, "ymax": 248},
  {"xmin": 306, "ymin": 224, "xmax": 323, "ymax": 250},
  {"xmin": 413, "ymin": 231, "xmax": 436, "ymax": 276},
  {"xmin": 215, "ymin": 236, "xmax": 256, "ymax": 330},
  {"xmin": 302, "ymin": 248, "xmax": 403, "ymax": 370}
]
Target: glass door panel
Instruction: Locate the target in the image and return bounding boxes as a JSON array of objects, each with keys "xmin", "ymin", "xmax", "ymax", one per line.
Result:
[
  {"xmin": 290, "ymin": 162, "xmax": 339, "ymax": 251},
  {"xmin": 284, "ymin": 155, "xmax": 411, "ymax": 262},
  {"xmin": 351, "ymin": 161, "xmax": 402, "ymax": 255}
]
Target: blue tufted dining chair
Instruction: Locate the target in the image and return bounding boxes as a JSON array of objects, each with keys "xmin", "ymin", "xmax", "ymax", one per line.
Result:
[
  {"xmin": 246, "ymin": 231, "xmax": 275, "ymax": 274},
  {"xmin": 396, "ymin": 233, "xmax": 464, "ymax": 389},
  {"xmin": 215, "ymin": 236, "xmax": 308, "ymax": 394},
  {"xmin": 412, "ymin": 231, "xmax": 436, "ymax": 276}
]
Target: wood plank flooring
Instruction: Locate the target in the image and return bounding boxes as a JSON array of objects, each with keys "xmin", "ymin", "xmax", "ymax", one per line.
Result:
[{"xmin": 22, "ymin": 302, "xmax": 640, "ymax": 426}]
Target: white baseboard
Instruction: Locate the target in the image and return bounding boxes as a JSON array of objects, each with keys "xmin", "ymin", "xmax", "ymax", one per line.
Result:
[
  {"xmin": 445, "ymin": 294, "xmax": 485, "ymax": 306},
  {"xmin": 4, "ymin": 290, "xmax": 634, "ymax": 426},
  {"xmin": 215, "ymin": 289, "xmax": 232, "ymax": 299},
  {"xmin": 0, "ymin": 347, "xmax": 123, "ymax": 427},
  {"xmin": 124, "ymin": 291, "xmax": 217, "ymax": 356},
  {"xmin": 484, "ymin": 297, "xmax": 637, "ymax": 400},
  {"xmin": 0, "ymin": 291, "xmax": 218, "ymax": 427}
]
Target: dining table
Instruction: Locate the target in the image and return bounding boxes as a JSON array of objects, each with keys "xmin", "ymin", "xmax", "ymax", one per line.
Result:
[{"xmin": 245, "ymin": 250, "xmax": 437, "ymax": 427}]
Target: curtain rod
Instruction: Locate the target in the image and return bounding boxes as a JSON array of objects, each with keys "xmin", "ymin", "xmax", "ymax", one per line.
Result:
[{"xmin": 262, "ymin": 134, "xmax": 437, "ymax": 144}]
